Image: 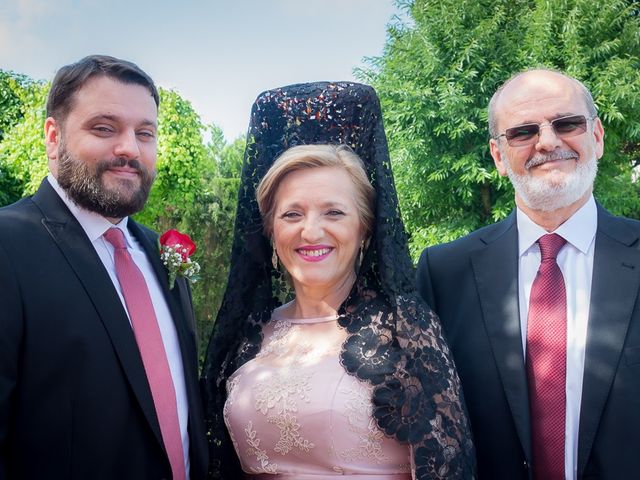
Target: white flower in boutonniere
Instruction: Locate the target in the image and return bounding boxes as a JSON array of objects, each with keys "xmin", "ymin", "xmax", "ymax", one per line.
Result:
[{"xmin": 159, "ymin": 229, "xmax": 201, "ymax": 288}]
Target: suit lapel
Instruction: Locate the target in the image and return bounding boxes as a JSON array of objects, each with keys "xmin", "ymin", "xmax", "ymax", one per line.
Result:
[
  {"xmin": 32, "ymin": 181, "xmax": 165, "ymax": 449},
  {"xmin": 577, "ymin": 206, "xmax": 640, "ymax": 476},
  {"xmin": 471, "ymin": 213, "xmax": 532, "ymax": 462}
]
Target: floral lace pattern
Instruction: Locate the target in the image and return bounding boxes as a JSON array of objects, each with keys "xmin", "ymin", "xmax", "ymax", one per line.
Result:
[
  {"xmin": 245, "ymin": 421, "xmax": 277, "ymax": 474},
  {"xmin": 222, "ymin": 314, "xmax": 414, "ymax": 476},
  {"xmin": 339, "ymin": 382, "xmax": 388, "ymax": 463},
  {"xmin": 223, "ymin": 374, "xmax": 242, "ymax": 453},
  {"xmin": 268, "ymin": 413, "xmax": 315, "ymax": 455},
  {"xmin": 254, "ymin": 369, "xmax": 315, "ymax": 456},
  {"xmin": 255, "ymin": 318, "xmax": 293, "ymax": 358},
  {"xmin": 255, "ymin": 369, "xmax": 312, "ymax": 415}
]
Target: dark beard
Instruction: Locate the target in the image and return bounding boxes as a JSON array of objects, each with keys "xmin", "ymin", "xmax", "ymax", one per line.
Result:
[{"xmin": 56, "ymin": 145, "xmax": 156, "ymax": 219}]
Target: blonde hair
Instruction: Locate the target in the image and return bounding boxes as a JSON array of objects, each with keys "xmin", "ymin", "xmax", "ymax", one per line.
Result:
[{"xmin": 256, "ymin": 144, "xmax": 375, "ymax": 237}]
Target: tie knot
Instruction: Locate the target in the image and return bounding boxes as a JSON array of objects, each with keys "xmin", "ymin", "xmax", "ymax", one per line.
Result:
[
  {"xmin": 537, "ymin": 233, "xmax": 566, "ymax": 261},
  {"xmin": 103, "ymin": 227, "xmax": 127, "ymax": 250}
]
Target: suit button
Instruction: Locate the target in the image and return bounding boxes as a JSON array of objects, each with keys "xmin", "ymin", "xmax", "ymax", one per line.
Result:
[{"xmin": 523, "ymin": 460, "xmax": 530, "ymax": 470}]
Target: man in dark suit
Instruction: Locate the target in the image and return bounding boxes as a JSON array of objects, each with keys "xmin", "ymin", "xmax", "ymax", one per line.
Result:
[
  {"xmin": 0, "ymin": 55, "xmax": 207, "ymax": 479},
  {"xmin": 417, "ymin": 69, "xmax": 640, "ymax": 480}
]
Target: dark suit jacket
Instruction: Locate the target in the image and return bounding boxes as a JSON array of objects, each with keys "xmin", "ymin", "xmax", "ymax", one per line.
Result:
[
  {"xmin": 0, "ymin": 179, "xmax": 208, "ymax": 479},
  {"xmin": 416, "ymin": 204, "xmax": 640, "ymax": 480}
]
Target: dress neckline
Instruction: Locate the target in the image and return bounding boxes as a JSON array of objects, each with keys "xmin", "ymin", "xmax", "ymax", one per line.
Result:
[
  {"xmin": 272, "ymin": 301, "xmax": 340, "ymax": 325},
  {"xmin": 288, "ymin": 314, "xmax": 339, "ymax": 325},
  {"xmin": 272, "ymin": 311, "xmax": 339, "ymax": 325}
]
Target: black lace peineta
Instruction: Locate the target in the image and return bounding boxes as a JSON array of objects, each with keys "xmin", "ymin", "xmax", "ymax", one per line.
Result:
[{"xmin": 202, "ymin": 82, "xmax": 476, "ymax": 479}]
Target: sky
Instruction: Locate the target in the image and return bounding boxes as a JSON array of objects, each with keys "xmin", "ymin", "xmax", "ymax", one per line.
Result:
[{"xmin": 1, "ymin": 0, "xmax": 400, "ymax": 140}]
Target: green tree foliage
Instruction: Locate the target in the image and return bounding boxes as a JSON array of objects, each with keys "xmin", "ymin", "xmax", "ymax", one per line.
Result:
[
  {"xmin": 0, "ymin": 70, "xmax": 33, "ymax": 141},
  {"xmin": 0, "ymin": 75, "xmax": 48, "ymax": 206},
  {"xmin": 185, "ymin": 131, "xmax": 244, "ymax": 359},
  {"xmin": 360, "ymin": 0, "xmax": 640, "ymax": 257},
  {"xmin": 136, "ymin": 89, "xmax": 213, "ymax": 227}
]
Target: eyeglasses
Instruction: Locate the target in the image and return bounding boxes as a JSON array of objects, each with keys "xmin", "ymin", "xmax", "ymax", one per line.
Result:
[{"xmin": 493, "ymin": 114, "xmax": 597, "ymax": 147}]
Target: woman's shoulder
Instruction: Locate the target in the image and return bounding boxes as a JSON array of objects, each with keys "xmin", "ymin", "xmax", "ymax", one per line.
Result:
[{"xmin": 270, "ymin": 301, "xmax": 293, "ymax": 321}]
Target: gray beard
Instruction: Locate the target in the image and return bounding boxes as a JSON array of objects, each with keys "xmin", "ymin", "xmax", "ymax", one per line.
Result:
[
  {"xmin": 56, "ymin": 143, "xmax": 156, "ymax": 218},
  {"xmin": 503, "ymin": 149, "xmax": 597, "ymax": 212}
]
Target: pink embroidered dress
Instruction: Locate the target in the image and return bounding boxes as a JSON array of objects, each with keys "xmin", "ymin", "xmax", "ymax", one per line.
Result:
[{"xmin": 224, "ymin": 309, "xmax": 412, "ymax": 479}]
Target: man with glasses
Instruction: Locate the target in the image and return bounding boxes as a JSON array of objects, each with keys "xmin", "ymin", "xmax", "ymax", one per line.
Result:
[{"xmin": 417, "ymin": 69, "xmax": 640, "ymax": 480}]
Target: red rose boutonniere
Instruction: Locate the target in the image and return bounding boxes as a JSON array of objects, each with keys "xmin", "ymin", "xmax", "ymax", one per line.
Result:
[{"xmin": 159, "ymin": 229, "xmax": 201, "ymax": 289}]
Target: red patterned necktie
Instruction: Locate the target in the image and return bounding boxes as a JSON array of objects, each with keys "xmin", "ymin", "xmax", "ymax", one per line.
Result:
[
  {"xmin": 526, "ymin": 233, "xmax": 567, "ymax": 480},
  {"xmin": 103, "ymin": 228, "xmax": 186, "ymax": 480}
]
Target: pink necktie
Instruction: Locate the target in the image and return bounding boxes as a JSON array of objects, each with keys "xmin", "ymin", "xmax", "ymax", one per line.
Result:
[
  {"xmin": 103, "ymin": 228, "xmax": 186, "ymax": 480},
  {"xmin": 526, "ymin": 233, "xmax": 567, "ymax": 480}
]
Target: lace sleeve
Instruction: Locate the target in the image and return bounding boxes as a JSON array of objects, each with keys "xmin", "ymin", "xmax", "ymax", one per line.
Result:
[{"xmin": 340, "ymin": 290, "xmax": 476, "ymax": 479}]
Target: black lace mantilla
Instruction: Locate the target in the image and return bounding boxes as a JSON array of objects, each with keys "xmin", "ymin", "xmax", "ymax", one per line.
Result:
[{"xmin": 202, "ymin": 82, "xmax": 476, "ymax": 479}]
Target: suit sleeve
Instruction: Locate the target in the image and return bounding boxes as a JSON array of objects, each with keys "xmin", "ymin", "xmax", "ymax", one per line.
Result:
[
  {"xmin": 0, "ymin": 242, "xmax": 23, "ymax": 479},
  {"xmin": 416, "ymin": 247, "xmax": 438, "ymax": 312}
]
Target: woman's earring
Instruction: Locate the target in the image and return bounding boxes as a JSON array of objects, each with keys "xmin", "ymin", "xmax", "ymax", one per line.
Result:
[
  {"xmin": 272, "ymin": 248, "xmax": 279, "ymax": 271},
  {"xmin": 358, "ymin": 239, "xmax": 366, "ymax": 269}
]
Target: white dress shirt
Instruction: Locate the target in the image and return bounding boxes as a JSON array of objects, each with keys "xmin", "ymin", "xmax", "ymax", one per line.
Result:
[
  {"xmin": 48, "ymin": 174, "xmax": 190, "ymax": 476},
  {"xmin": 517, "ymin": 195, "xmax": 597, "ymax": 480}
]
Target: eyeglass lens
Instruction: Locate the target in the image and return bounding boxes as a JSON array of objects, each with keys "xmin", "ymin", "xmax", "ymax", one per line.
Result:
[{"xmin": 504, "ymin": 115, "xmax": 589, "ymax": 146}]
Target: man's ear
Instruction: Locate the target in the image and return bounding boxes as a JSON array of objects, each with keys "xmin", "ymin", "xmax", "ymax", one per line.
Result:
[
  {"xmin": 44, "ymin": 117, "xmax": 61, "ymax": 176},
  {"xmin": 592, "ymin": 117, "xmax": 605, "ymax": 160},
  {"xmin": 489, "ymin": 139, "xmax": 508, "ymax": 177},
  {"xmin": 44, "ymin": 117, "xmax": 61, "ymax": 160}
]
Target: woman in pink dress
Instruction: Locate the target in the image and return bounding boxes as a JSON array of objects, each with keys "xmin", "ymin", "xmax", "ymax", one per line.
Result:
[{"xmin": 203, "ymin": 83, "xmax": 476, "ymax": 479}]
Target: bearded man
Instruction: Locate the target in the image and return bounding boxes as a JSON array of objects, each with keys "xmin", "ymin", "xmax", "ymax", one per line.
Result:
[
  {"xmin": 0, "ymin": 55, "xmax": 207, "ymax": 479},
  {"xmin": 416, "ymin": 69, "xmax": 640, "ymax": 480}
]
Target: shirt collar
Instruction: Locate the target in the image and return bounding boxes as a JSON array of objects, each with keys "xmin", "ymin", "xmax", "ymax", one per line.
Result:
[
  {"xmin": 47, "ymin": 173, "xmax": 131, "ymax": 245},
  {"xmin": 517, "ymin": 194, "xmax": 597, "ymax": 256}
]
